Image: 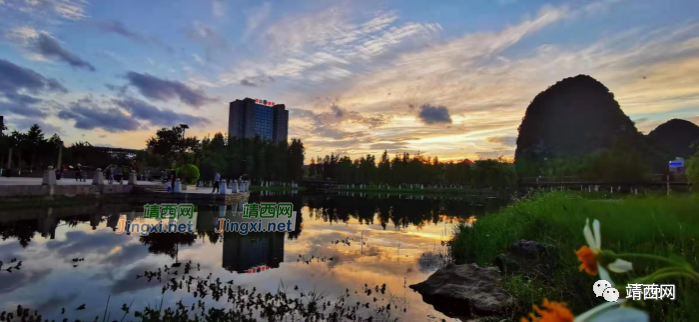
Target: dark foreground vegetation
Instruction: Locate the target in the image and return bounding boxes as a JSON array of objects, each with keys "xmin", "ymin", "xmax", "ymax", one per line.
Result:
[{"xmin": 451, "ymin": 192, "xmax": 699, "ymax": 321}]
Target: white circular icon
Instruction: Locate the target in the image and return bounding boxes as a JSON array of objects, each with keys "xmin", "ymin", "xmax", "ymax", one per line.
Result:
[
  {"xmin": 593, "ymin": 279, "xmax": 612, "ymax": 297},
  {"xmin": 603, "ymin": 287, "xmax": 620, "ymax": 302}
]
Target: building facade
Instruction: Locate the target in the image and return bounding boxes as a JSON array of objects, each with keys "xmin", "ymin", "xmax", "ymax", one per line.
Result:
[{"xmin": 228, "ymin": 98, "xmax": 289, "ymax": 143}]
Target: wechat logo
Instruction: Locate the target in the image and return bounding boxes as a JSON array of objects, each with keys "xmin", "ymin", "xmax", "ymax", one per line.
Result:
[{"xmin": 593, "ymin": 280, "xmax": 618, "ymax": 302}]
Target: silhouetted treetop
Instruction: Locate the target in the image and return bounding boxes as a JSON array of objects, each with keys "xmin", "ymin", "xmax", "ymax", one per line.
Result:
[{"xmin": 647, "ymin": 118, "xmax": 699, "ymax": 159}]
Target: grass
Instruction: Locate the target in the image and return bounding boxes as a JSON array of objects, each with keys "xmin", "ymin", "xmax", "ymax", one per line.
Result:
[{"xmin": 450, "ymin": 191, "xmax": 699, "ymax": 321}]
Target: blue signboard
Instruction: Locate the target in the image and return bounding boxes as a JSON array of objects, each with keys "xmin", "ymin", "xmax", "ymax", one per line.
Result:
[{"xmin": 669, "ymin": 162, "xmax": 683, "ymax": 167}]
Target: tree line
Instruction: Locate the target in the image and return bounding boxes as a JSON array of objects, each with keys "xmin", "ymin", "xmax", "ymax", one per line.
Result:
[
  {"xmin": 308, "ymin": 151, "xmax": 517, "ymax": 189},
  {"xmin": 194, "ymin": 132, "xmax": 304, "ymax": 183},
  {"xmin": 515, "ymin": 140, "xmax": 664, "ymax": 183},
  {"xmin": 134, "ymin": 127, "xmax": 305, "ymax": 183},
  {"xmin": 0, "ymin": 124, "xmax": 305, "ymax": 183},
  {"xmin": 0, "ymin": 124, "xmax": 125, "ymax": 172}
]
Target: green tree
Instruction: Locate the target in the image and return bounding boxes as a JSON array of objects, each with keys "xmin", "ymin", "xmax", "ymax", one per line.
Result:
[
  {"xmin": 146, "ymin": 127, "xmax": 200, "ymax": 168},
  {"xmin": 584, "ymin": 140, "xmax": 651, "ymax": 183},
  {"xmin": 378, "ymin": 150, "xmax": 391, "ymax": 183},
  {"xmin": 176, "ymin": 164, "xmax": 200, "ymax": 184},
  {"xmin": 288, "ymin": 139, "xmax": 304, "ymax": 182}
]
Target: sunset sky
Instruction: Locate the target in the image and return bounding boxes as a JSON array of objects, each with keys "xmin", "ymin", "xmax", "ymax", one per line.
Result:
[{"xmin": 1, "ymin": 0, "xmax": 698, "ymax": 161}]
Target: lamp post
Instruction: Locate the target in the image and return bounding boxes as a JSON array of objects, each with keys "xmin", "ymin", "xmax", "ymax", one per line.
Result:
[
  {"xmin": 179, "ymin": 124, "xmax": 189, "ymax": 180},
  {"xmin": 180, "ymin": 124, "xmax": 189, "ymax": 140},
  {"xmin": 57, "ymin": 139, "xmax": 63, "ymax": 170}
]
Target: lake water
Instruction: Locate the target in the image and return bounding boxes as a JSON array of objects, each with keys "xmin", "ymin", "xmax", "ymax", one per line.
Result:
[{"xmin": 0, "ymin": 192, "xmax": 508, "ymax": 321}]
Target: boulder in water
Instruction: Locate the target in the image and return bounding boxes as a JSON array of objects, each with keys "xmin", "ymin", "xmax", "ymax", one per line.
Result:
[{"xmin": 409, "ymin": 263, "xmax": 513, "ymax": 317}]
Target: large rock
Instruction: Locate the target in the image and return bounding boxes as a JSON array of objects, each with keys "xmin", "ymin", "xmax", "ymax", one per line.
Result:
[
  {"xmin": 493, "ymin": 240, "xmax": 555, "ymax": 278},
  {"xmin": 409, "ymin": 263, "xmax": 513, "ymax": 317}
]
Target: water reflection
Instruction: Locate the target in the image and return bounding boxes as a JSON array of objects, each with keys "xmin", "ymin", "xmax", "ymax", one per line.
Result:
[
  {"xmin": 222, "ymin": 231, "xmax": 285, "ymax": 273},
  {"xmin": 0, "ymin": 193, "xmax": 507, "ymax": 322}
]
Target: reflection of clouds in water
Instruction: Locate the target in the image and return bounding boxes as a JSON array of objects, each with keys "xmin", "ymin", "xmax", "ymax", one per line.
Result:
[
  {"xmin": 0, "ymin": 242, "xmax": 22, "ymax": 261},
  {"xmin": 46, "ymin": 230, "xmax": 128, "ymax": 257},
  {"xmin": 99, "ymin": 243, "xmax": 150, "ymax": 266},
  {"xmin": 109, "ymin": 263, "xmax": 164, "ymax": 295},
  {"xmin": 33, "ymin": 293, "xmax": 79, "ymax": 313},
  {"xmin": 0, "ymin": 267, "xmax": 52, "ymax": 294},
  {"xmin": 0, "ymin": 195, "xmax": 477, "ymax": 322}
]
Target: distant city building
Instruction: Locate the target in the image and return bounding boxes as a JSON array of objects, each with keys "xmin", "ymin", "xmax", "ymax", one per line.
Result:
[{"xmin": 228, "ymin": 98, "xmax": 289, "ymax": 143}]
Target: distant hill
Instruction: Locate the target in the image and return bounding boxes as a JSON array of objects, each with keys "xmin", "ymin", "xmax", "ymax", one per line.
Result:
[
  {"xmin": 515, "ymin": 75, "xmax": 643, "ymax": 175},
  {"xmin": 647, "ymin": 119, "xmax": 699, "ymax": 159}
]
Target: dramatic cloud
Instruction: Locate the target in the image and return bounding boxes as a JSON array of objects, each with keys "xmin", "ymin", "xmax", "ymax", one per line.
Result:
[
  {"xmin": 31, "ymin": 33, "xmax": 95, "ymax": 71},
  {"xmin": 218, "ymin": 8, "xmax": 441, "ymax": 85},
  {"xmin": 0, "ymin": 101, "xmax": 47, "ymax": 117},
  {"xmin": 93, "ymin": 21, "xmax": 173, "ymax": 52},
  {"xmin": 240, "ymin": 75, "xmax": 275, "ymax": 87},
  {"xmin": 486, "ymin": 136, "xmax": 517, "ymax": 146},
  {"xmin": 5, "ymin": 28, "xmax": 95, "ymax": 71},
  {"xmin": 125, "ymin": 72, "xmax": 216, "ymax": 107},
  {"xmin": 418, "ymin": 104, "xmax": 452, "ymax": 124},
  {"xmin": 114, "ymin": 97, "xmax": 211, "ymax": 126},
  {"xmin": 0, "ymin": 58, "xmax": 66, "ymax": 120},
  {"xmin": 0, "ymin": 58, "xmax": 67, "ymax": 94},
  {"xmin": 57, "ymin": 97, "xmax": 141, "ymax": 132}
]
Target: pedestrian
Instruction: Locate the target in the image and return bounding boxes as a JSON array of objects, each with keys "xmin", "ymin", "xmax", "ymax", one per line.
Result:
[
  {"xmin": 106, "ymin": 166, "xmax": 113, "ymax": 184},
  {"xmin": 76, "ymin": 163, "xmax": 82, "ymax": 182},
  {"xmin": 170, "ymin": 169, "xmax": 176, "ymax": 193},
  {"xmin": 118, "ymin": 166, "xmax": 124, "ymax": 183},
  {"xmin": 212, "ymin": 171, "xmax": 221, "ymax": 193}
]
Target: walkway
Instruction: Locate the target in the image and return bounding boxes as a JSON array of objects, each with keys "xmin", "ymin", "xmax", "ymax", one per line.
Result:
[{"xmin": 0, "ymin": 177, "xmax": 160, "ymax": 186}]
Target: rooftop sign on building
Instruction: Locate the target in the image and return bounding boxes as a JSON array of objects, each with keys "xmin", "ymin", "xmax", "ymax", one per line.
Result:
[{"xmin": 254, "ymin": 98, "xmax": 275, "ymax": 106}]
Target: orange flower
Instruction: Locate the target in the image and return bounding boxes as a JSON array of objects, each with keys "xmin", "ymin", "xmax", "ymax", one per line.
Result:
[
  {"xmin": 520, "ymin": 299, "xmax": 575, "ymax": 322},
  {"xmin": 576, "ymin": 245, "xmax": 598, "ymax": 276}
]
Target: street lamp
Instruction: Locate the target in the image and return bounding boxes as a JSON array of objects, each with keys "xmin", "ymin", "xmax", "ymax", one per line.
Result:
[
  {"xmin": 179, "ymin": 124, "xmax": 189, "ymax": 139},
  {"xmin": 179, "ymin": 124, "xmax": 189, "ymax": 168}
]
